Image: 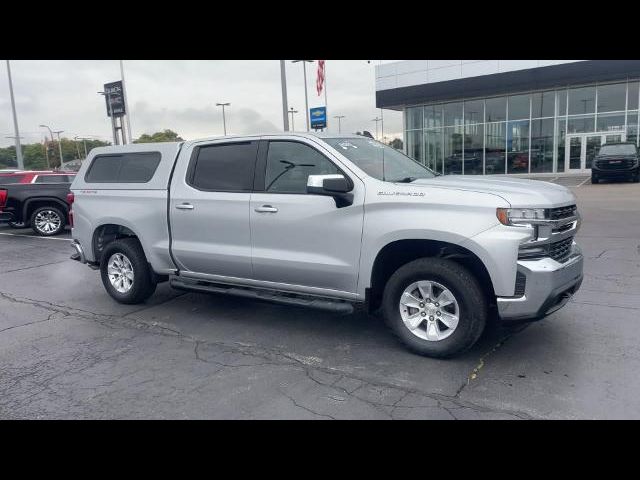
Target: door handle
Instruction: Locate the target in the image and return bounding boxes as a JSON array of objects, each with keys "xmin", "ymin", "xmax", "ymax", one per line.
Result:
[
  {"xmin": 254, "ymin": 205, "xmax": 278, "ymax": 213},
  {"xmin": 175, "ymin": 203, "xmax": 194, "ymax": 210}
]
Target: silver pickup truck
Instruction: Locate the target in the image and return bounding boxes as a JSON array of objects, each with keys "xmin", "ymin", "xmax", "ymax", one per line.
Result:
[{"xmin": 69, "ymin": 133, "xmax": 583, "ymax": 357}]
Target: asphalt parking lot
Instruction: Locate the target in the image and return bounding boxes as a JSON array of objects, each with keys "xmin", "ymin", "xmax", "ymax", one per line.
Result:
[{"xmin": 1, "ymin": 175, "xmax": 639, "ymax": 419}]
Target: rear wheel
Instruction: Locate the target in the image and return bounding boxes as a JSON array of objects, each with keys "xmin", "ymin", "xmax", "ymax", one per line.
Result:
[
  {"xmin": 30, "ymin": 206, "xmax": 65, "ymax": 236},
  {"xmin": 382, "ymin": 258, "xmax": 487, "ymax": 358},
  {"xmin": 100, "ymin": 238, "xmax": 156, "ymax": 304},
  {"xmin": 8, "ymin": 221, "xmax": 26, "ymax": 229}
]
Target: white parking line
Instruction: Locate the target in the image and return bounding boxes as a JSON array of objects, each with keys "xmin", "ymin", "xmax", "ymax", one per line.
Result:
[
  {"xmin": 0, "ymin": 232, "xmax": 71, "ymax": 241},
  {"xmin": 576, "ymin": 177, "xmax": 591, "ymax": 187}
]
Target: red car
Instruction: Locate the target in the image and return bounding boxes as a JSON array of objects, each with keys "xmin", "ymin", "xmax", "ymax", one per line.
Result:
[{"xmin": 0, "ymin": 170, "xmax": 76, "ymax": 184}]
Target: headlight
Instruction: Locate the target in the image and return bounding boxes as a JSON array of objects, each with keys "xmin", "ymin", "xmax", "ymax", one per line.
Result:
[{"xmin": 496, "ymin": 208, "xmax": 547, "ymax": 226}]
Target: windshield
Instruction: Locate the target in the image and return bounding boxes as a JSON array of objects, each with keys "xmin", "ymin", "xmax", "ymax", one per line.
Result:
[
  {"xmin": 323, "ymin": 137, "xmax": 436, "ymax": 182},
  {"xmin": 599, "ymin": 143, "xmax": 637, "ymax": 156}
]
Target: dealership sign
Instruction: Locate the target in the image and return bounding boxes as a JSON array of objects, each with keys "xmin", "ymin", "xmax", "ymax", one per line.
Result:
[
  {"xmin": 310, "ymin": 106, "xmax": 327, "ymax": 129},
  {"xmin": 103, "ymin": 81, "xmax": 126, "ymax": 117}
]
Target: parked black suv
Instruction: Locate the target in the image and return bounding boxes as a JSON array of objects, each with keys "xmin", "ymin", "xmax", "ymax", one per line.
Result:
[{"xmin": 591, "ymin": 142, "xmax": 639, "ymax": 184}]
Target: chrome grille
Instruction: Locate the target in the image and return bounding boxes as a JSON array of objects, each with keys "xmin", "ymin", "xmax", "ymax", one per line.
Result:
[
  {"xmin": 549, "ymin": 237, "xmax": 574, "ymax": 263},
  {"xmin": 549, "ymin": 205, "xmax": 576, "ymax": 220}
]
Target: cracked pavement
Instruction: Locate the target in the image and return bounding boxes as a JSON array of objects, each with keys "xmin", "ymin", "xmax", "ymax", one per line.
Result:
[{"xmin": 1, "ymin": 179, "xmax": 639, "ymax": 419}]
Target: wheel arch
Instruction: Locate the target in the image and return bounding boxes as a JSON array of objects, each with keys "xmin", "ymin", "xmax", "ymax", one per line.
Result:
[
  {"xmin": 23, "ymin": 197, "xmax": 68, "ymax": 224},
  {"xmin": 365, "ymin": 238, "xmax": 496, "ymax": 314},
  {"xmin": 91, "ymin": 222, "xmax": 146, "ymax": 265}
]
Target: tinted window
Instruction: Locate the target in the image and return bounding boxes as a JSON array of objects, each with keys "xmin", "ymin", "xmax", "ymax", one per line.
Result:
[
  {"xmin": 35, "ymin": 175, "xmax": 70, "ymax": 183},
  {"xmin": 265, "ymin": 141, "xmax": 339, "ymax": 193},
  {"xmin": 0, "ymin": 175, "xmax": 24, "ymax": 184},
  {"xmin": 190, "ymin": 142, "xmax": 258, "ymax": 191},
  {"xmin": 86, "ymin": 152, "xmax": 161, "ymax": 183}
]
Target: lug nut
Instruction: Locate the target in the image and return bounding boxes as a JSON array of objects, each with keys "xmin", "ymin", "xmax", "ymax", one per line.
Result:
[
  {"xmin": 436, "ymin": 311, "xmax": 441, "ymax": 316},
  {"xmin": 429, "ymin": 315, "xmax": 434, "ymax": 320}
]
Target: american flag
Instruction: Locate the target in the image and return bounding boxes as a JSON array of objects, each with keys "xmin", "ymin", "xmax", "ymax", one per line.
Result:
[{"xmin": 316, "ymin": 60, "xmax": 325, "ymax": 96}]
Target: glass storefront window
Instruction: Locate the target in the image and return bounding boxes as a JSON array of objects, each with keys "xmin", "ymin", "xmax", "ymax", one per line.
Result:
[
  {"xmin": 597, "ymin": 83, "xmax": 627, "ymax": 113},
  {"xmin": 556, "ymin": 117, "xmax": 567, "ymax": 172},
  {"xmin": 530, "ymin": 118, "xmax": 554, "ymax": 173},
  {"xmin": 485, "ymin": 96, "xmax": 506, "ymax": 122},
  {"xmin": 508, "ymin": 94, "xmax": 530, "ymax": 120},
  {"xmin": 567, "ymin": 114, "xmax": 595, "ymax": 133},
  {"xmin": 443, "ymin": 126, "xmax": 463, "ymax": 175},
  {"xmin": 406, "ymin": 106, "xmax": 424, "ymax": 130},
  {"xmin": 532, "ymin": 91, "xmax": 555, "ymax": 118},
  {"xmin": 443, "ymin": 102, "xmax": 463, "ymax": 127},
  {"xmin": 507, "ymin": 120, "xmax": 530, "ymax": 173},
  {"xmin": 464, "ymin": 123, "xmax": 483, "ymax": 175},
  {"xmin": 568, "ymin": 86, "xmax": 596, "ymax": 115},
  {"xmin": 558, "ymin": 89, "xmax": 567, "ymax": 116},
  {"xmin": 597, "ymin": 113, "xmax": 626, "ymax": 132},
  {"xmin": 425, "ymin": 104, "xmax": 443, "ymax": 128},
  {"xmin": 627, "ymin": 113, "xmax": 638, "ymax": 146},
  {"xmin": 406, "ymin": 130, "xmax": 423, "ymax": 164},
  {"xmin": 485, "ymin": 122, "xmax": 506, "ymax": 174},
  {"xmin": 628, "ymin": 82, "xmax": 639, "ymax": 110},
  {"xmin": 425, "ymin": 129, "xmax": 443, "ymax": 173},
  {"xmin": 464, "ymin": 99, "xmax": 484, "ymax": 124}
]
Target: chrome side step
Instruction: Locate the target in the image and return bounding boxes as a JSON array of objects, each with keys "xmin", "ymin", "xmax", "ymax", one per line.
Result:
[{"xmin": 170, "ymin": 276, "xmax": 354, "ymax": 314}]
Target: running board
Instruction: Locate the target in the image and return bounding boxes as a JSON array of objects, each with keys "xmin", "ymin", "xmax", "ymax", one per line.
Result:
[{"xmin": 170, "ymin": 276, "xmax": 354, "ymax": 314}]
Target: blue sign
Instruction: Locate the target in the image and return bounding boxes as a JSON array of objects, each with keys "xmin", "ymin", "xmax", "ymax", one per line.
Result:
[{"xmin": 310, "ymin": 106, "xmax": 327, "ymax": 129}]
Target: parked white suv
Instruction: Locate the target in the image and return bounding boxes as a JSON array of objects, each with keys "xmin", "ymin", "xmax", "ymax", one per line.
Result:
[{"xmin": 69, "ymin": 133, "xmax": 583, "ymax": 357}]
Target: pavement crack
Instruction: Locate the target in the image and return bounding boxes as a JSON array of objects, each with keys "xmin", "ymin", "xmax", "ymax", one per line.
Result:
[{"xmin": 455, "ymin": 325, "xmax": 529, "ymax": 398}]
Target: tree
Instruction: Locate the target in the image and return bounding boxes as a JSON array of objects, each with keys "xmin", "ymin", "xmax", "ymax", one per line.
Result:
[
  {"xmin": 388, "ymin": 138, "xmax": 403, "ymax": 150},
  {"xmin": 134, "ymin": 129, "xmax": 184, "ymax": 143},
  {"xmin": 24, "ymin": 143, "xmax": 48, "ymax": 170}
]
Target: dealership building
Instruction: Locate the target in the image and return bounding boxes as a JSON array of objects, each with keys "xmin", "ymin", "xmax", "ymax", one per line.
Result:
[{"xmin": 375, "ymin": 60, "xmax": 640, "ymax": 176}]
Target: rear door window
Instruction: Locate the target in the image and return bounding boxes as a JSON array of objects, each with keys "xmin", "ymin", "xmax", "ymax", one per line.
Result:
[
  {"xmin": 85, "ymin": 152, "xmax": 161, "ymax": 183},
  {"xmin": 35, "ymin": 175, "xmax": 69, "ymax": 183},
  {"xmin": 188, "ymin": 141, "xmax": 259, "ymax": 192}
]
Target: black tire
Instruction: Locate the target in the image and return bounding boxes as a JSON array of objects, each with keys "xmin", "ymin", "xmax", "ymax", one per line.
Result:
[
  {"xmin": 30, "ymin": 206, "xmax": 65, "ymax": 236},
  {"xmin": 633, "ymin": 171, "xmax": 640, "ymax": 183},
  {"xmin": 382, "ymin": 257, "xmax": 487, "ymax": 358},
  {"xmin": 100, "ymin": 238, "xmax": 157, "ymax": 304},
  {"xmin": 591, "ymin": 174, "xmax": 598, "ymax": 184},
  {"xmin": 8, "ymin": 221, "xmax": 25, "ymax": 229}
]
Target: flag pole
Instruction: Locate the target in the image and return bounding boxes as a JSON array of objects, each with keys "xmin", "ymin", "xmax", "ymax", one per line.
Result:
[{"xmin": 323, "ymin": 61, "xmax": 328, "ymax": 131}]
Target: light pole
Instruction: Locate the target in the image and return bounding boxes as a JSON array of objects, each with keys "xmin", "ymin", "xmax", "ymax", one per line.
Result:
[
  {"xmin": 4, "ymin": 136, "xmax": 23, "ymax": 169},
  {"xmin": 39, "ymin": 124, "xmax": 55, "ymax": 168},
  {"xmin": 372, "ymin": 117, "xmax": 382, "ymax": 140},
  {"xmin": 75, "ymin": 136, "xmax": 89, "ymax": 158},
  {"xmin": 292, "ymin": 60, "xmax": 314, "ymax": 131},
  {"xmin": 119, "ymin": 60, "xmax": 133, "ymax": 143},
  {"xmin": 216, "ymin": 102, "xmax": 230, "ymax": 135},
  {"xmin": 6, "ymin": 61, "xmax": 24, "ymax": 169},
  {"xmin": 288, "ymin": 107, "xmax": 298, "ymax": 131},
  {"xmin": 53, "ymin": 130, "xmax": 64, "ymax": 166},
  {"xmin": 280, "ymin": 60, "xmax": 289, "ymax": 131},
  {"xmin": 333, "ymin": 115, "xmax": 345, "ymax": 134}
]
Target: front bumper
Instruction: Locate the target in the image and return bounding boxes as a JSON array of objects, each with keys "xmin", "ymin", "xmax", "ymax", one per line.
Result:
[
  {"xmin": 592, "ymin": 165, "xmax": 638, "ymax": 179},
  {"xmin": 497, "ymin": 243, "xmax": 583, "ymax": 322}
]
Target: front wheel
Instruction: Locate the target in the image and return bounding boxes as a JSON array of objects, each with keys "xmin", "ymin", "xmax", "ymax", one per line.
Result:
[
  {"xmin": 30, "ymin": 206, "xmax": 65, "ymax": 236},
  {"xmin": 382, "ymin": 258, "xmax": 487, "ymax": 358},
  {"xmin": 591, "ymin": 174, "xmax": 599, "ymax": 184},
  {"xmin": 100, "ymin": 238, "xmax": 157, "ymax": 304}
]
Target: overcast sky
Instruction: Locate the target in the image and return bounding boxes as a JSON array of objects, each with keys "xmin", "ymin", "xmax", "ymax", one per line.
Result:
[{"xmin": 0, "ymin": 60, "xmax": 402, "ymax": 149}]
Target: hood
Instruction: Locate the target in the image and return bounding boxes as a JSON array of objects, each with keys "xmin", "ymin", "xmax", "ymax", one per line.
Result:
[{"xmin": 410, "ymin": 175, "xmax": 576, "ymax": 208}]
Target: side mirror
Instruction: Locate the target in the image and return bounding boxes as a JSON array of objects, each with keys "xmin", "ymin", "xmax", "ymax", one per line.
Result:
[{"xmin": 307, "ymin": 174, "xmax": 354, "ymax": 207}]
